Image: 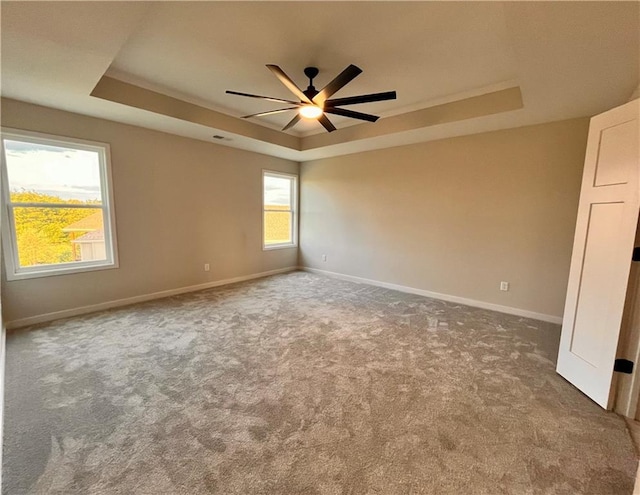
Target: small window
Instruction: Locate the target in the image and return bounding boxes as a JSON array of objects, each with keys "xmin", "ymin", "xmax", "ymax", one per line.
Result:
[
  {"xmin": 1, "ymin": 129, "xmax": 118, "ymax": 280},
  {"xmin": 263, "ymin": 170, "xmax": 297, "ymax": 249}
]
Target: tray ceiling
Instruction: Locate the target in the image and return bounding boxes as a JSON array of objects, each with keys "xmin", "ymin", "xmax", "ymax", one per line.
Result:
[{"xmin": 1, "ymin": 2, "xmax": 638, "ymax": 161}]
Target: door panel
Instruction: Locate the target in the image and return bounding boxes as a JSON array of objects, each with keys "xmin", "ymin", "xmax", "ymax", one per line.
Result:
[
  {"xmin": 570, "ymin": 202, "xmax": 625, "ymax": 366},
  {"xmin": 557, "ymin": 99, "xmax": 640, "ymax": 408},
  {"xmin": 594, "ymin": 119, "xmax": 638, "ymax": 187}
]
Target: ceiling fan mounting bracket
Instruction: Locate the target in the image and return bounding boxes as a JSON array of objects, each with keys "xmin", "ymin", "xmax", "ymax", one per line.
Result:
[{"xmin": 304, "ymin": 67, "xmax": 319, "ymax": 81}]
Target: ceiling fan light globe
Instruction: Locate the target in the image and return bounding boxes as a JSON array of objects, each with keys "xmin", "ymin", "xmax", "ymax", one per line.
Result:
[{"xmin": 299, "ymin": 105, "xmax": 323, "ymax": 119}]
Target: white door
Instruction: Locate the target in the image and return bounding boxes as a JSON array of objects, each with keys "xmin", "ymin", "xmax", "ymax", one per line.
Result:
[{"xmin": 557, "ymin": 99, "xmax": 640, "ymax": 408}]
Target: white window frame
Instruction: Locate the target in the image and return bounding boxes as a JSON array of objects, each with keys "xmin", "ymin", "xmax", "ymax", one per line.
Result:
[
  {"xmin": 262, "ymin": 170, "xmax": 298, "ymax": 250},
  {"xmin": 1, "ymin": 128, "xmax": 119, "ymax": 281}
]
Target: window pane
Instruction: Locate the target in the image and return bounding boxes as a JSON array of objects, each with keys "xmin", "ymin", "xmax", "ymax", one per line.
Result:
[
  {"xmin": 13, "ymin": 207, "xmax": 106, "ymax": 267},
  {"xmin": 263, "ymin": 175, "xmax": 291, "ymax": 207},
  {"xmin": 3, "ymin": 139, "xmax": 103, "ymax": 204},
  {"xmin": 264, "ymin": 210, "xmax": 292, "ymax": 245}
]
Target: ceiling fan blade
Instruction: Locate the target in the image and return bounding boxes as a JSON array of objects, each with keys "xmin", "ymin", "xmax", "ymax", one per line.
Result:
[
  {"xmin": 317, "ymin": 114, "xmax": 337, "ymax": 132},
  {"xmin": 226, "ymin": 90, "xmax": 300, "ymax": 106},
  {"xmin": 325, "ymin": 91, "xmax": 397, "ymax": 107},
  {"xmin": 266, "ymin": 65, "xmax": 312, "ymax": 104},
  {"xmin": 242, "ymin": 107, "xmax": 298, "ymax": 119},
  {"xmin": 313, "ymin": 64, "xmax": 363, "ymax": 106},
  {"xmin": 282, "ymin": 114, "xmax": 301, "ymax": 131},
  {"xmin": 324, "ymin": 107, "xmax": 379, "ymax": 122}
]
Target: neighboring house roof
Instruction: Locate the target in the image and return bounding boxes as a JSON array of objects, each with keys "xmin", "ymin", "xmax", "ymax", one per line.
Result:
[
  {"xmin": 62, "ymin": 212, "xmax": 103, "ymax": 232},
  {"xmin": 72, "ymin": 230, "xmax": 104, "ymax": 244}
]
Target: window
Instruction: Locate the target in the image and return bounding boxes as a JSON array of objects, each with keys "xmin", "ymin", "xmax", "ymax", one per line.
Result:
[
  {"xmin": 1, "ymin": 129, "xmax": 118, "ymax": 280},
  {"xmin": 263, "ymin": 170, "xmax": 297, "ymax": 249}
]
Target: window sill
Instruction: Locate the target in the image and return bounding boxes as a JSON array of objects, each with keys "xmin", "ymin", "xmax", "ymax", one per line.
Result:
[
  {"xmin": 263, "ymin": 243, "xmax": 298, "ymax": 251},
  {"xmin": 6, "ymin": 260, "xmax": 119, "ymax": 281}
]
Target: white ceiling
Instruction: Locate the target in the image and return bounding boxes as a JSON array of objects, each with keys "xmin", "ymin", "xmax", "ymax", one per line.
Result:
[
  {"xmin": 1, "ymin": 1, "xmax": 639, "ymax": 162},
  {"xmin": 107, "ymin": 2, "xmax": 517, "ymax": 133}
]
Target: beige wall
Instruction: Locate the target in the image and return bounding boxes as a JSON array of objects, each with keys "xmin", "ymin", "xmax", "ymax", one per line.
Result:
[
  {"xmin": 1, "ymin": 98, "xmax": 299, "ymax": 324},
  {"xmin": 300, "ymin": 118, "xmax": 589, "ymax": 319},
  {"xmin": 1, "ymin": 98, "xmax": 589, "ymax": 323}
]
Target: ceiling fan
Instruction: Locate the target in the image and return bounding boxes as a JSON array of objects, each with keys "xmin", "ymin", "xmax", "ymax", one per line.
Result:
[{"xmin": 226, "ymin": 65, "xmax": 396, "ymax": 132}]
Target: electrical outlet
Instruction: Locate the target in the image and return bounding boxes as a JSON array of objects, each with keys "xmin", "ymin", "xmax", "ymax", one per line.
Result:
[
  {"xmin": 500, "ymin": 281, "xmax": 509, "ymax": 291},
  {"xmin": 204, "ymin": 263, "xmax": 210, "ymax": 272},
  {"xmin": 322, "ymin": 254, "xmax": 327, "ymax": 262}
]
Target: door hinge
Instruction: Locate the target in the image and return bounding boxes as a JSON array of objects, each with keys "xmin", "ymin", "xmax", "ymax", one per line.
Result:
[
  {"xmin": 633, "ymin": 247, "xmax": 640, "ymax": 262},
  {"xmin": 614, "ymin": 359, "xmax": 634, "ymax": 374}
]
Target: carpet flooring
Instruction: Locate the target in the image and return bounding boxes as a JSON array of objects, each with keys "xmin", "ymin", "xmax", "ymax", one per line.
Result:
[{"xmin": 3, "ymin": 271, "xmax": 637, "ymax": 494}]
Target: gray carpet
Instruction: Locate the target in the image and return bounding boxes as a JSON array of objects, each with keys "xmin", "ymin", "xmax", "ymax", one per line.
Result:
[{"xmin": 3, "ymin": 271, "xmax": 637, "ymax": 494}]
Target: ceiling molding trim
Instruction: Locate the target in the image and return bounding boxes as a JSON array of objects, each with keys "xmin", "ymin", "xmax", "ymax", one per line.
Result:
[
  {"xmin": 91, "ymin": 76, "xmax": 301, "ymax": 151},
  {"xmin": 92, "ymin": 76, "xmax": 523, "ymax": 155},
  {"xmin": 103, "ymin": 67, "xmax": 291, "ymax": 135},
  {"xmin": 302, "ymin": 86, "xmax": 524, "ymax": 151}
]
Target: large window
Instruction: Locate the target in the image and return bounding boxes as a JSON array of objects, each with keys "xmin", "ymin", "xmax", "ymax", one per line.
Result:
[
  {"xmin": 1, "ymin": 129, "xmax": 118, "ymax": 280},
  {"xmin": 263, "ymin": 170, "xmax": 297, "ymax": 249}
]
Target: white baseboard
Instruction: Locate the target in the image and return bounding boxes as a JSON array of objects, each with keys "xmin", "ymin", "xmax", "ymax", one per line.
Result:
[
  {"xmin": 6, "ymin": 265, "xmax": 562, "ymax": 329},
  {"xmin": 6, "ymin": 266, "xmax": 298, "ymax": 330},
  {"xmin": 301, "ymin": 266, "xmax": 563, "ymax": 325}
]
